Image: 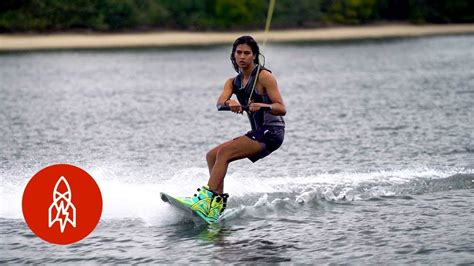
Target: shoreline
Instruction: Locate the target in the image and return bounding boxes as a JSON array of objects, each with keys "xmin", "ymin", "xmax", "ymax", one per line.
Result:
[{"xmin": 1, "ymin": 24, "xmax": 473, "ymax": 51}]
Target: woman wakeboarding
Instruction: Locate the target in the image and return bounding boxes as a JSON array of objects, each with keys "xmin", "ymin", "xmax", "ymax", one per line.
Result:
[{"xmin": 185, "ymin": 35, "xmax": 286, "ymax": 222}]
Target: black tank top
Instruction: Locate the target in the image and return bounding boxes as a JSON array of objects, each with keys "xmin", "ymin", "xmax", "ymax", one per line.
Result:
[{"xmin": 232, "ymin": 66, "xmax": 285, "ymax": 130}]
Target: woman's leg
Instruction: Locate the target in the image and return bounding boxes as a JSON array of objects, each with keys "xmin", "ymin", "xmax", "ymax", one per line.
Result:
[
  {"xmin": 207, "ymin": 136, "xmax": 263, "ymax": 193},
  {"xmin": 206, "ymin": 140, "xmax": 233, "ymax": 174},
  {"xmin": 206, "ymin": 142, "xmax": 226, "ymax": 193}
]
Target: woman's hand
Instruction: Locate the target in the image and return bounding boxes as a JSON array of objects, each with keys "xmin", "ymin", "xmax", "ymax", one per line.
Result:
[
  {"xmin": 249, "ymin": 102, "xmax": 271, "ymax": 113},
  {"xmin": 226, "ymin": 99, "xmax": 243, "ymax": 114}
]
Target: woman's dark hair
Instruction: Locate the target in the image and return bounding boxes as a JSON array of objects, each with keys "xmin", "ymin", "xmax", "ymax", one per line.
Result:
[{"xmin": 230, "ymin": 35, "xmax": 260, "ymax": 73}]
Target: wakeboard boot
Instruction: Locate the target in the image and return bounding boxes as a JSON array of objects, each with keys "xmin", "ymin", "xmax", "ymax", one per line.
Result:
[
  {"xmin": 207, "ymin": 193, "xmax": 229, "ymax": 221},
  {"xmin": 177, "ymin": 185, "xmax": 216, "ymax": 218}
]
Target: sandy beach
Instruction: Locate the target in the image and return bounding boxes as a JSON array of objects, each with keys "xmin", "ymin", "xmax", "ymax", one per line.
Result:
[{"xmin": 1, "ymin": 24, "xmax": 473, "ymax": 51}]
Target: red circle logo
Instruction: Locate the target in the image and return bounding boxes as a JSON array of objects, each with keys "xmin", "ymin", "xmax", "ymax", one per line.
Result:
[{"xmin": 22, "ymin": 164, "xmax": 102, "ymax": 245}]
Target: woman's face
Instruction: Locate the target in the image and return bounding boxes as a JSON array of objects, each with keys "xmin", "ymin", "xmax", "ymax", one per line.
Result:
[{"xmin": 234, "ymin": 44, "xmax": 255, "ymax": 69}]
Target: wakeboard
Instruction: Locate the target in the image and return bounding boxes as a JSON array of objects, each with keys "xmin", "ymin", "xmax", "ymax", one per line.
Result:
[{"xmin": 160, "ymin": 192, "xmax": 216, "ymax": 224}]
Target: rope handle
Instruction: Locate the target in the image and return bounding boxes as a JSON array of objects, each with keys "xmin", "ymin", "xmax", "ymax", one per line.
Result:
[{"xmin": 217, "ymin": 105, "xmax": 271, "ymax": 112}]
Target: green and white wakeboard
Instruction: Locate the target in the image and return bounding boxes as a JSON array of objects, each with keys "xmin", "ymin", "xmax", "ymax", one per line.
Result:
[{"xmin": 160, "ymin": 192, "xmax": 216, "ymax": 224}]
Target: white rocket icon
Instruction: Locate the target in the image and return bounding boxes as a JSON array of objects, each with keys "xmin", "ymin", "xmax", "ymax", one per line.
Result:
[{"xmin": 48, "ymin": 176, "xmax": 76, "ymax": 233}]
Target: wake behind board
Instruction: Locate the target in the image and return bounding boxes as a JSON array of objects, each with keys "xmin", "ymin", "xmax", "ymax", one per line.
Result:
[{"xmin": 160, "ymin": 192, "xmax": 216, "ymax": 225}]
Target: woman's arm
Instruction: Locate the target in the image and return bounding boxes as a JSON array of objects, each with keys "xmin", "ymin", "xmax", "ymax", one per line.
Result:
[
  {"xmin": 217, "ymin": 78, "xmax": 242, "ymax": 113},
  {"xmin": 249, "ymin": 70, "xmax": 286, "ymax": 116}
]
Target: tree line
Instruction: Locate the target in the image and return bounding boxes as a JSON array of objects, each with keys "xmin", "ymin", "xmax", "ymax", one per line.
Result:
[{"xmin": 1, "ymin": 0, "xmax": 473, "ymax": 32}]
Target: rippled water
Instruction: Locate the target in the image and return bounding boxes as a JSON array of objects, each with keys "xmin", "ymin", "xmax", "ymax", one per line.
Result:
[{"xmin": 1, "ymin": 35, "xmax": 473, "ymax": 263}]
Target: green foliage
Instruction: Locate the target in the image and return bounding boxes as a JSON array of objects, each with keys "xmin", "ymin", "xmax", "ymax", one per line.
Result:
[
  {"xmin": 322, "ymin": 0, "xmax": 378, "ymax": 24},
  {"xmin": 375, "ymin": 0, "xmax": 410, "ymax": 20},
  {"xmin": 0, "ymin": 0, "xmax": 472, "ymax": 32},
  {"xmin": 214, "ymin": 0, "xmax": 265, "ymax": 29},
  {"xmin": 273, "ymin": 0, "xmax": 322, "ymax": 27},
  {"xmin": 408, "ymin": 0, "xmax": 474, "ymax": 23}
]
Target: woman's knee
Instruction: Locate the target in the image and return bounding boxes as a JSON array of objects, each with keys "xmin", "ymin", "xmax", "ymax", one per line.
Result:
[
  {"xmin": 206, "ymin": 147, "xmax": 218, "ymax": 162},
  {"xmin": 215, "ymin": 146, "xmax": 235, "ymax": 162}
]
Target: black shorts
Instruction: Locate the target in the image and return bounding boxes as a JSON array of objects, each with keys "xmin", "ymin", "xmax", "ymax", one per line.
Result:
[{"xmin": 244, "ymin": 126, "xmax": 285, "ymax": 162}]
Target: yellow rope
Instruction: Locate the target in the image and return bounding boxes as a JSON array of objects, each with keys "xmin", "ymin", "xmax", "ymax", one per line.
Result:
[
  {"xmin": 262, "ymin": 0, "xmax": 276, "ymax": 50},
  {"xmin": 249, "ymin": 0, "xmax": 276, "ymax": 104}
]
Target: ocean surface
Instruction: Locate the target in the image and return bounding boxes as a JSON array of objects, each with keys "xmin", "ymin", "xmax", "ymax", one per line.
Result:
[{"xmin": 1, "ymin": 35, "xmax": 473, "ymax": 264}]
